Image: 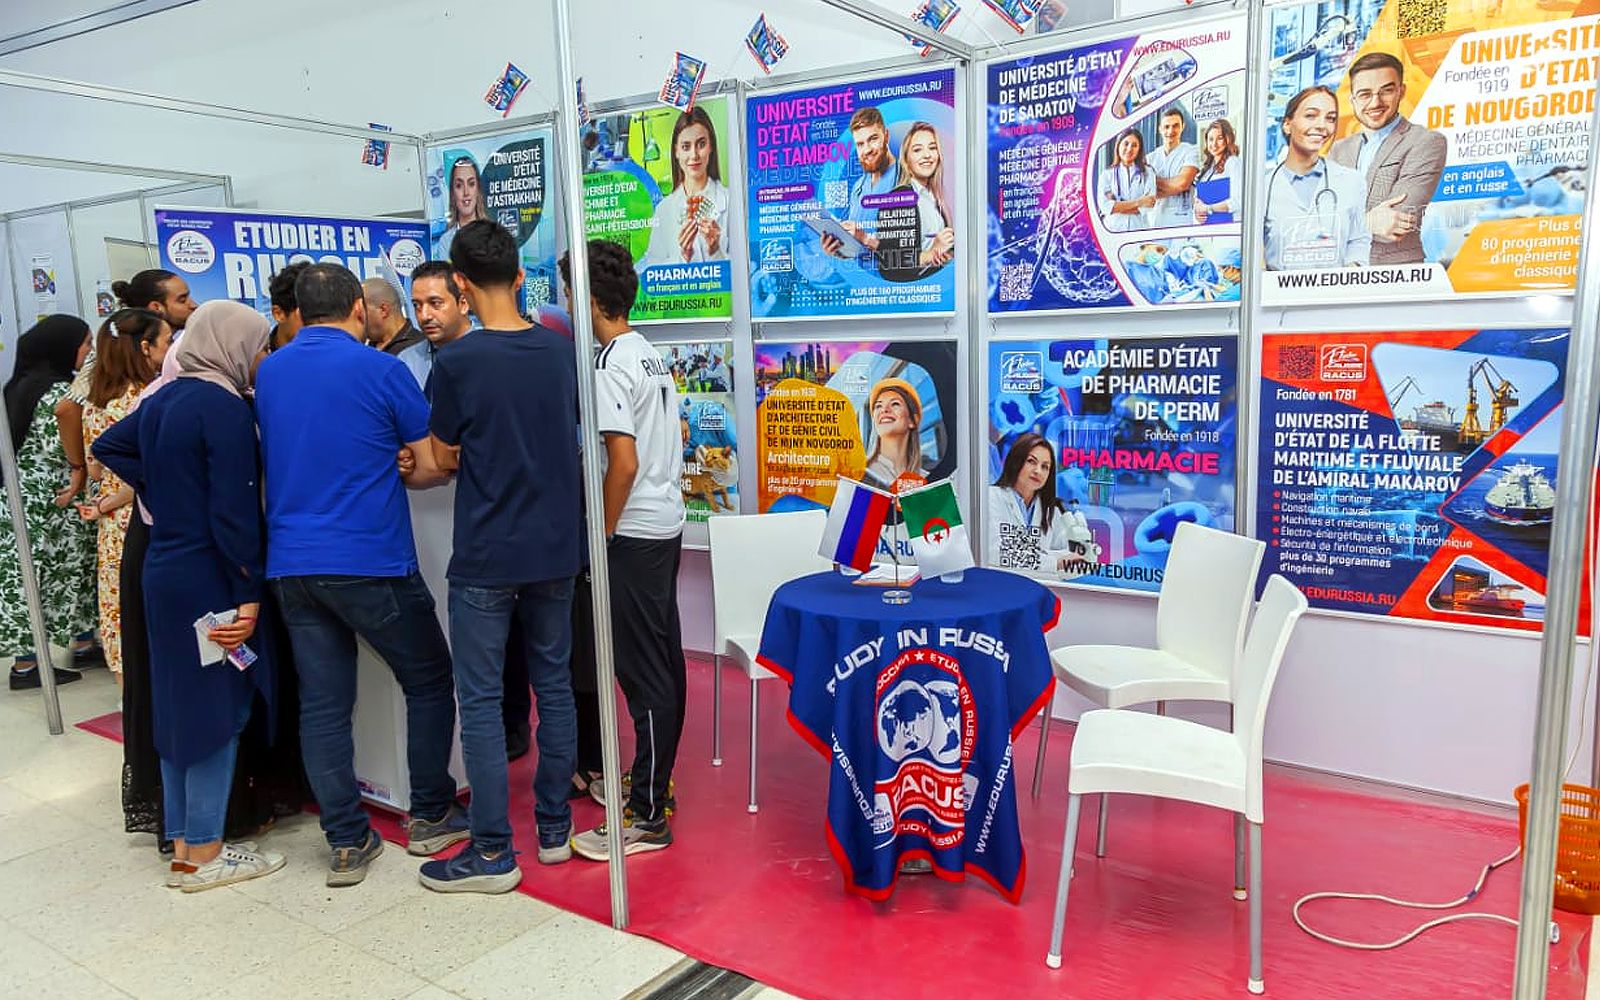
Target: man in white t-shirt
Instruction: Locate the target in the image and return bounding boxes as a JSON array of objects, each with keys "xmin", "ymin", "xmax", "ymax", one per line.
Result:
[
  {"xmin": 1149, "ymin": 107, "xmax": 1202, "ymax": 228},
  {"xmin": 564, "ymin": 239, "xmax": 688, "ymax": 860}
]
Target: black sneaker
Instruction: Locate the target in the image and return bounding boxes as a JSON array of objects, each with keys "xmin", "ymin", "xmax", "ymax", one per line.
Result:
[
  {"xmin": 9, "ymin": 666, "xmax": 82, "ymax": 690},
  {"xmin": 72, "ymin": 645, "xmax": 106, "ymax": 670}
]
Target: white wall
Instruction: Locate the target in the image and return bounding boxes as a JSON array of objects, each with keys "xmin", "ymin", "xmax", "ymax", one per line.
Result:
[{"xmin": 1, "ymin": 0, "xmax": 1581, "ymax": 806}]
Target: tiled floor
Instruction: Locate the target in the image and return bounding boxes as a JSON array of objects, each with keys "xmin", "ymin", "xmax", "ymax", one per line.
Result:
[{"xmin": 0, "ymin": 667, "xmax": 795, "ymax": 1000}]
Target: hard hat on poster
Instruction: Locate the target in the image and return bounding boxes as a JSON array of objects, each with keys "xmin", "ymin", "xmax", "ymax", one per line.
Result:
[{"xmin": 869, "ymin": 377, "xmax": 922, "ymax": 421}]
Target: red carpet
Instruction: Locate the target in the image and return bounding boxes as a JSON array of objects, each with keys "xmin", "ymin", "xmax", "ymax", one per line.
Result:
[
  {"xmin": 79, "ymin": 659, "xmax": 1592, "ymax": 999},
  {"xmin": 76, "ymin": 710, "xmax": 123, "ymax": 742}
]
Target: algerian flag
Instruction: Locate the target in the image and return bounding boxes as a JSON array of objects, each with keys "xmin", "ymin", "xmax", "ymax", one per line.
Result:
[{"xmin": 899, "ymin": 479, "xmax": 974, "ymax": 578}]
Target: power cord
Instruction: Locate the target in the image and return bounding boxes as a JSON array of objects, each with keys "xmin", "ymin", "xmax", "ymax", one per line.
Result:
[{"xmin": 1293, "ymin": 434, "xmax": 1599, "ymax": 953}]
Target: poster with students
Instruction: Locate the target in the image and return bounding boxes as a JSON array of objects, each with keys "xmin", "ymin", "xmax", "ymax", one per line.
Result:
[
  {"xmin": 745, "ymin": 69, "xmax": 958, "ymax": 319},
  {"xmin": 424, "ymin": 127, "xmax": 558, "ymax": 315},
  {"xmin": 582, "ymin": 98, "xmax": 734, "ymax": 322},
  {"xmin": 666, "ymin": 340, "xmax": 740, "ymax": 544},
  {"xmin": 153, "ymin": 206, "xmax": 428, "ymax": 317},
  {"xmin": 755, "ymin": 340, "xmax": 958, "ymax": 562},
  {"xmin": 987, "ymin": 336, "xmax": 1237, "ymax": 593},
  {"xmin": 1257, "ymin": 328, "xmax": 1570, "ymax": 632},
  {"xmin": 987, "ymin": 17, "xmax": 1247, "ymax": 312},
  {"xmin": 1260, "ymin": 0, "xmax": 1592, "ymax": 304}
]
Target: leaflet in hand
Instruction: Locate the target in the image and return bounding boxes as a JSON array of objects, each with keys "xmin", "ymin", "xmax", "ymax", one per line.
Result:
[{"xmin": 194, "ymin": 609, "xmax": 257, "ymax": 671}]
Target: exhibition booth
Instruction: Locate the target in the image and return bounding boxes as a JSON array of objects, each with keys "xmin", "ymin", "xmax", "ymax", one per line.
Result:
[{"xmin": 1, "ymin": 0, "xmax": 1597, "ymax": 996}]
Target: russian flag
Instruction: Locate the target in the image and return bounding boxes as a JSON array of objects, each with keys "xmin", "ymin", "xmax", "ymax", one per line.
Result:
[{"xmin": 819, "ymin": 478, "xmax": 893, "ymax": 572}]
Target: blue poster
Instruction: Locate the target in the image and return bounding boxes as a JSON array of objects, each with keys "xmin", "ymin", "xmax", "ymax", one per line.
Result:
[
  {"xmin": 986, "ymin": 335, "xmax": 1237, "ymax": 593},
  {"xmin": 746, "ymin": 68, "xmax": 958, "ymax": 319},
  {"xmin": 425, "ymin": 127, "xmax": 558, "ymax": 315},
  {"xmin": 153, "ymin": 206, "xmax": 428, "ymax": 316}
]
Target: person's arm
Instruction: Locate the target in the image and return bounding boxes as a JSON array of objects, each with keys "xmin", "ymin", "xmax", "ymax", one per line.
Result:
[
  {"xmin": 1367, "ymin": 129, "xmax": 1448, "ymax": 242},
  {"xmin": 54, "ymin": 397, "xmax": 86, "ymax": 506},
  {"xmin": 381, "ymin": 365, "xmax": 449, "ymax": 489},
  {"xmin": 601, "ymin": 432, "xmax": 638, "ymax": 538},
  {"xmin": 1156, "ymin": 164, "xmax": 1200, "ymax": 198},
  {"xmin": 201, "ymin": 398, "xmax": 265, "ymax": 645},
  {"xmin": 89, "ymin": 408, "xmax": 144, "ymax": 495},
  {"xmin": 424, "ymin": 354, "xmax": 464, "ymax": 478}
]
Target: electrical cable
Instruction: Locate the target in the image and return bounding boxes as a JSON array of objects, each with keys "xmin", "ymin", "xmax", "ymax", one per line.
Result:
[{"xmin": 1292, "ymin": 429, "xmax": 1600, "ymax": 953}]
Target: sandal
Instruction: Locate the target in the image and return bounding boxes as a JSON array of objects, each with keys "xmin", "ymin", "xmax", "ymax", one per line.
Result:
[{"xmin": 569, "ymin": 770, "xmax": 602, "ymax": 801}]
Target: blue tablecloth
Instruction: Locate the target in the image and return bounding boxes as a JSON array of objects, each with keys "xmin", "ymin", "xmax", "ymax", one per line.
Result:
[{"xmin": 757, "ymin": 568, "xmax": 1060, "ymax": 902}]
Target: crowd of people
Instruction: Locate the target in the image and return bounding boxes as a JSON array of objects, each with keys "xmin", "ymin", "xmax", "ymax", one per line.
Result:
[{"xmin": 1, "ymin": 223, "xmax": 688, "ymax": 895}]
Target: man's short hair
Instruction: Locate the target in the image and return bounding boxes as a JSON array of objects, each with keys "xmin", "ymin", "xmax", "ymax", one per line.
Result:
[
  {"xmin": 1160, "ymin": 106, "xmax": 1186, "ymax": 124},
  {"xmin": 848, "ymin": 107, "xmax": 886, "ymax": 133},
  {"xmin": 449, "ymin": 220, "xmax": 520, "ymax": 288},
  {"xmin": 361, "ymin": 277, "xmax": 402, "ymax": 313},
  {"xmin": 411, "ymin": 260, "xmax": 463, "ymax": 300},
  {"xmin": 559, "ymin": 240, "xmax": 638, "ymax": 322},
  {"xmin": 1348, "ymin": 51, "xmax": 1404, "ymax": 81},
  {"xmin": 294, "ymin": 264, "xmax": 364, "ymax": 325},
  {"xmin": 268, "ymin": 261, "xmax": 309, "ymax": 314}
]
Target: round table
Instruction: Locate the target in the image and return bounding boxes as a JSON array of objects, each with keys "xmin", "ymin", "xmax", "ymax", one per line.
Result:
[{"xmin": 757, "ymin": 567, "xmax": 1060, "ymax": 902}]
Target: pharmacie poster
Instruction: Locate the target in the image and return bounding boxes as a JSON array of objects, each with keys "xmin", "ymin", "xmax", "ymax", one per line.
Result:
[
  {"xmin": 987, "ymin": 17, "xmax": 1247, "ymax": 312},
  {"xmin": 745, "ymin": 68, "xmax": 958, "ymax": 319},
  {"xmin": 1257, "ymin": 328, "xmax": 1570, "ymax": 632},
  {"xmin": 987, "ymin": 336, "xmax": 1236, "ymax": 593},
  {"xmin": 755, "ymin": 340, "xmax": 958, "ymax": 562},
  {"xmin": 666, "ymin": 340, "xmax": 740, "ymax": 542},
  {"xmin": 582, "ymin": 98, "xmax": 734, "ymax": 322},
  {"xmin": 153, "ymin": 206, "xmax": 428, "ymax": 316},
  {"xmin": 425, "ymin": 127, "xmax": 558, "ymax": 313},
  {"xmin": 1259, "ymin": 0, "xmax": 1594, "ymax": 305}
]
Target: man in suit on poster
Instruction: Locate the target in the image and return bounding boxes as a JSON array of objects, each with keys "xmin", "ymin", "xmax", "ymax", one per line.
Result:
[{"xmin": 1328, "ymin": 51, "xmax": 1447, "ymax": 266}]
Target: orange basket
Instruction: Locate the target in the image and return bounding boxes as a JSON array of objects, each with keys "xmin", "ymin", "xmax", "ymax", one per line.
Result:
[{"xmin": 1515, "ymin": 783, "xmax": 1600, "ymax": 915}]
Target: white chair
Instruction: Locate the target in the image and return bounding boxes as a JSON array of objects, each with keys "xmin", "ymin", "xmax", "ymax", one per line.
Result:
[
  {"xmin": 708, "ymin": 510, "xmax": 832, "ymax": 813},
  {"xmin": 1044, "ymin": 574, "xmax": 1307, "ymax": 995},
  {"xmin": 1033, "ymin": 522, "xmax": 1266, "ymax": 857}
]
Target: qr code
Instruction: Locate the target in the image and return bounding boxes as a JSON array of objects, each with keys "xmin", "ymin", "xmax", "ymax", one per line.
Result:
[
  {"xmin": 998, "ymin": 262, "xmax": 1033, "ymax": 303},
  {"xmin": 822, "ymin": 179, "xmax": 848, "ymax": 210},
  {"xmin": 1276, "ymin": 345, "xmax": 1316, "ymax": 378},
  {"xmin": 1395, "ymin": 0, "xmax": 1446, "ymax": 38},
  {"xmin": 526, "ymin": 276, "xmax": 552, "ymax": 306}
]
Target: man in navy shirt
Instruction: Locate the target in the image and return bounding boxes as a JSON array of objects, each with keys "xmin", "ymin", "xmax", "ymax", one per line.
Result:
[
  {"xmin": 417, "ymin": 221, "xmax": 582, "ymax": 893},
  {"xmin": 255, "ymin": 264, "xmax": 465, "ymax": 888}
]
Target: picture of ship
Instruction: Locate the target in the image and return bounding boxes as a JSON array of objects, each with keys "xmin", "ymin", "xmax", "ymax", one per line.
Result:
[
  {"xmin": 1484, "ymin": 461, "xmax": 1555, "ymax": 524},
  {"xmin": 1381, "ymin": 356, "xmax": 1523, "ymax": 453},
  {"xmin": 1427, "ymin": 557, "xmax": 1544, "ymax": 621}
]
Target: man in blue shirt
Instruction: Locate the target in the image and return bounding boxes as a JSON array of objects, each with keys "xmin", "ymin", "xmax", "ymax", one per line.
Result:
[
  {"xmin": 416, "ymin": 220, "xmax": 583, "ymax": 893},
  {"xmin": 255, "ymin": 263, "xmax": 465, "ymax": 889}
]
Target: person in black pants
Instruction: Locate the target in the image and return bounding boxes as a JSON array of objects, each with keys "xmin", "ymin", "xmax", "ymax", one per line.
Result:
[{"xmin": 564, "ymin": 241, "xmax": 687, "ymax": 859}]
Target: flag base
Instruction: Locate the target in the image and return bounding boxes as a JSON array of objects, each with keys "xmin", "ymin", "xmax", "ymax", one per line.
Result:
[{"xmin": 882, "ymin": 589, "xmax": 913, "ymax": 606}]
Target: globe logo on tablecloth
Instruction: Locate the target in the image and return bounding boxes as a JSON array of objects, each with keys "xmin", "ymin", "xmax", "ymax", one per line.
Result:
[{"xmin": 878, "ymin": 678, "xmax": 963, "ymax": 766}]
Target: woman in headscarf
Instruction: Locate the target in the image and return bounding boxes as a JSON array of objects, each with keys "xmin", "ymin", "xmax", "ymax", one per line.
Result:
[
  {"xmin": 1, "ymin": 315, "xmax": 98, "ymax": 690},
  {"xmin": 93, "ymin": 300, "xmax": 285, "ymax": 891}
]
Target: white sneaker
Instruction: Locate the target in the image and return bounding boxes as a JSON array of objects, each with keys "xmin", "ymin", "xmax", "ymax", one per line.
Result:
[
  {"xmin": 180, "ymin": 843, "xmax": 285, "ymax": 893},
  {"xmin": 165, "ymin": 841, "xmax": 255, "ymax": 889}
]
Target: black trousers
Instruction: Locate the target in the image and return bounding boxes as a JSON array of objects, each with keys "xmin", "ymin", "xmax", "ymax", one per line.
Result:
[{"xmin": 608, "ymin": 534, "xmax": 686, "ymax": 824}]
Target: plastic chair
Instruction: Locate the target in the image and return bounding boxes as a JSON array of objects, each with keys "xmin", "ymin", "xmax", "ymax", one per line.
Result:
[
  {"xmin": 708, "ymin": 510, "xmax": 831, "ymax": 813},
  {"xmin": 1044, "ymin": 574, "xmax": 1307, "ymax": 995},
  {"xmin": 1033, "ymin": 522, "xmax": 1265, "ymax": 855}
]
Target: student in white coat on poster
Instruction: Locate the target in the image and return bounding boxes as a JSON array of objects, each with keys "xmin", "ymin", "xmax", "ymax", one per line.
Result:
[{"xmin": 986, "ymin": 433, "xmax": 1096, "ymax": 576}]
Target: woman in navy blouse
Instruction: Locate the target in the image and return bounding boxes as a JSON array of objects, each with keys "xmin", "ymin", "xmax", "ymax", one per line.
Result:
[{"xmin": 94, "ymin": 300, "xmax": 285, "ymax": 892}]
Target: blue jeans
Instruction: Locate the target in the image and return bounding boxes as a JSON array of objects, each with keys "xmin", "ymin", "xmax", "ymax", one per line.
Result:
[
  {"xmin": 449, "ymin": 577, "xmax": 576, "ymax": 852},
  {"xmin": 273, "ymin": 574, "xmax": 458, "ymax": 849},
  {"xmin": 160, "ymin": 699, "xmax": 250, "ymax": 846}
]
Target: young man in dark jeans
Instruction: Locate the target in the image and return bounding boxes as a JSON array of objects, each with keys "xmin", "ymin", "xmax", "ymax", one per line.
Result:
[
  {"xmin": 418, "ymin": 220, "xmax": 582, "ymax": 892},
  {"xmin": 255, "ymin": 263, "xmax": 465, "ymax": 888},
  {"xmin": 565, "ymin": 240, "xmax": 687, "ymax": 859}
]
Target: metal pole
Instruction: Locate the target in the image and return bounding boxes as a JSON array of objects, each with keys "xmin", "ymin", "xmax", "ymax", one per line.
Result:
[
  {"xmin": 964, "ymin": 58, "xmax": 987, "ymax": 564},
  {"xmin": 0, "ymin": 0, "xmax": 205, "ymax": 57},
  {"xmin": 0, "ymin": 353, "xmax": 66, "ymax": 736},
  {"xmin": 1512, "ymin": 92, "xmax": 1600, "ymax": 996},
  {"xmin": 813, "ymin": 0, "xmax": 979, "ymax": 59},
  {"xmin": 1235, "ymin": 0, "xmax": 1266, "ymax": 538},
  {"xmin": 550, "ymin": 0, "xmax": 629, "ymax": 929}
]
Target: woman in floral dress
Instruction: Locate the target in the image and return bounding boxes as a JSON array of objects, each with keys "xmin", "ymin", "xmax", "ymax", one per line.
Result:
[
  {"xmin": 79, "ymin": 310, "xmax": 158, "ymax": 684},
  {"xmin": 1, "ymin": 315, "xmax": 97, "ymax": 690}
]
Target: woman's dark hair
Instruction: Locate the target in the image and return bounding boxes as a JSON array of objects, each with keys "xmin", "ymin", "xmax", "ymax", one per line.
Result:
[
  {"xmin": 1201, "ymin": 118, "xmax": 1239, "ymax": 176},
  {"xmin": 87, "ymin": 308, "xmax": 159, "ymax": 407},
  {"xmin": 451, "ymin": 220, "xmax": 521, "ymax": 289},
  {"xmin": 1111, "ymin": 127, "xmax": 1148, "ymax": 175},
  {"xmin": 994, "ymin": 433, "xmax": 1064, "ymax": 532},
  {"xmin": 558, "ymin": 239, "xmax": 637, "ymax": 321},
  {"xmin": 110, "ymin": 269, "xmax": 177, "ymax": 310},
  {"xmin": 669, "ymin": 105, "xmax": 722, "ymax": 191},
  {"xmin": 4, "ymin": 315, "xmax": 88, "ymax": 451}
]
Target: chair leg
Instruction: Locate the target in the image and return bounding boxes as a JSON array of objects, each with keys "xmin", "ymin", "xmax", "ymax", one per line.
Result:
[
  {"xmin": 1248, "ymin": 822, "xmax": 1264, "ymax": 995},
  {"xmin": 747, "ymin": 677, "xmax": 760, "ymax": 814},
  {"xmin": 1031, "ymin": 699, "xmax": 1053, "ymax": 798},
  {"xmin": 712, "ymin": 655, "xmax": 723, "ymax": 767},
  {"xmin": 1094, "ymin": 793, "xmax": 1108, "ymax": 857},
  {"xmin": 1233, "ymin": 813, "xmax": 1248, "ymax": 901},
  {"xmin": 1045, "ymin": 793, "xmax": 1083, "ymax": 969}
]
